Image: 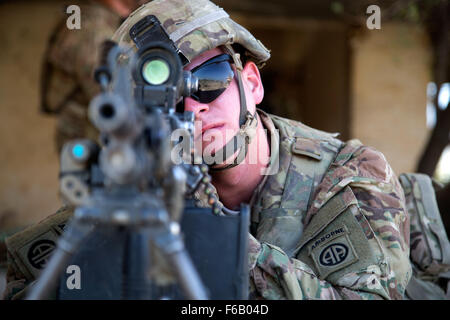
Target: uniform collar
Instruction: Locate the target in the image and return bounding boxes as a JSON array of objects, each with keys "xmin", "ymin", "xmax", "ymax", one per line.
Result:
[{"xmin": 248, "ymin": 108, "xmax": 280, "ymax": 208}]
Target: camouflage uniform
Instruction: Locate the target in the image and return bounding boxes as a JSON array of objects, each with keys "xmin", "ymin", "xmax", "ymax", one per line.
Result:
[
  {"xmin": 41, "ymin": 0, "xmax": 122, "ymax": 151},
  {"xmin": 242, "ymin": 110, "xmax": 410, "ymax": 299}
]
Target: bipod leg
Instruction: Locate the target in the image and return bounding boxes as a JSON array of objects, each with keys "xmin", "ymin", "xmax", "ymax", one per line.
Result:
[
  {"xmin": 155, "ymin": 230, "xmax": 208, "ymax": 300},
  {"xmin": 26, "ymin": 219, "xmax": 95, "ymax": 300}
]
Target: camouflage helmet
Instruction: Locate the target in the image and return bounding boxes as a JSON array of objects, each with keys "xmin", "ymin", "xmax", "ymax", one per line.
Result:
[{"xmin": 112, "ymin": 0, "xmax": 271, "ymax": 68}]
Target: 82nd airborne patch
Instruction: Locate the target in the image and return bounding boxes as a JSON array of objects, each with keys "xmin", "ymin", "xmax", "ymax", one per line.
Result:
[
  {"xmin": 308, "ymin": 225, "xmax": 359, "ymax": 279},
  {"xmin": 319, "ymin": 243, "xmax": 349, "ymax": 266}
]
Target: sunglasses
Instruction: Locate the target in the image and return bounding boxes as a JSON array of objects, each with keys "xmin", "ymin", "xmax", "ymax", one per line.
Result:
[{"xmin": 189, "ymin": 53, "xmax": 235, "ymax": 104}]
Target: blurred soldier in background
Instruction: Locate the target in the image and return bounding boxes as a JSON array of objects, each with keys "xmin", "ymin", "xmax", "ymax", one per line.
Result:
[{"xmin": 41, "ymin": 0, "xmax": 147, "ymax": 152}]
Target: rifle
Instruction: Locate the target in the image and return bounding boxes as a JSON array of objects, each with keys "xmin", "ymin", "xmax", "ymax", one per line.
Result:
[{"xmin": 27, "ymin": 15, "xmax": 249, "ymax": 300}]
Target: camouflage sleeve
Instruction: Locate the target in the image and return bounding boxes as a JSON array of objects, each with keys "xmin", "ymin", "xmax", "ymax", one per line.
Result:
[
  {"xmin": 248, "ymin": 233, "xmax": 344, "ymax": 299},
  {"xmin": 249, "ymin": 140, "xmax": 412, "ymax": 300}
]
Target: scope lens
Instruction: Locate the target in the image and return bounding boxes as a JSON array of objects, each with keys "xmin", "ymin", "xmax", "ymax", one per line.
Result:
[{"xmin": 142, "ymin": 59, "xmax": 170, "ymax": 85}]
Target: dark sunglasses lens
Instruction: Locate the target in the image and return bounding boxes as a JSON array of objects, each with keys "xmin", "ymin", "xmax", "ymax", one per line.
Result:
[
  {"xmin": 191, "ymin": 88, "xmax": 227, "ymax": 104},
  {"xmin": 191, "ymin": 55, "xmax": 234, "ymax": 103}
]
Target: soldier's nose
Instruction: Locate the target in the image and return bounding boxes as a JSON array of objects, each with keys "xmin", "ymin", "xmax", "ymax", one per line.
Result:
[{"xmin": 184, "ymin": 97, "xmax": 209, "ymax": 118}]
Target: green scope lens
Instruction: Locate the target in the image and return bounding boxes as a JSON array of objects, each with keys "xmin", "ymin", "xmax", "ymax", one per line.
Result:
[{"xmin": 142, "ymin": 59, "xmax": 170, "ymax": 85}]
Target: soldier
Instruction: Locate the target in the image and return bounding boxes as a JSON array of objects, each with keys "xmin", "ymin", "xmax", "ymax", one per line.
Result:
[
  {"xmin": 41, "ymin": 0, "xmax": 146, "ymax": 152},
  {"xmin": 4, "ymin": 0, "xmax": 449, "ymax": 300},
  {"xmin": 111, "ymin": 0, "xmax": 412, "ymax": 299}
]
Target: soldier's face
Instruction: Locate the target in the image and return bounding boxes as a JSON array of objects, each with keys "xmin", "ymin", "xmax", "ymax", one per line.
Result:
[{"xmin": 184, "ymin": 48, "xmax": 264, "ymax": 158}]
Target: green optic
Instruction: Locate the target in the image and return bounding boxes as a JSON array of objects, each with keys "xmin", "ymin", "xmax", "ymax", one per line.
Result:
[{"xmin": 142, "ymin": 59, "xmax": 170, "ymax": 85}]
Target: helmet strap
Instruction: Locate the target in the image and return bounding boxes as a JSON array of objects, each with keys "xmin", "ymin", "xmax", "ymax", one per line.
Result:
[{"xmin": 209, "ymin": 45, "xmax": 258, "ymax": 172}]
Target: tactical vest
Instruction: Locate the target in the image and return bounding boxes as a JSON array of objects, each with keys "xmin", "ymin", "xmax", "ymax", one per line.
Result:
[
  {"xmin": 252, "ymin": 113, "xmax": 386, "ymax": 285},
  {"xmin": 251, "ymin": 112, "xmax": 344, "ymax": 258}
]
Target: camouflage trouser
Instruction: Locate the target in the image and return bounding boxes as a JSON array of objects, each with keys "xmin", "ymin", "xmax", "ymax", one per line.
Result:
[{"xmin": 55, "ymin": 102, "xmax": 98, "ymax": 152}]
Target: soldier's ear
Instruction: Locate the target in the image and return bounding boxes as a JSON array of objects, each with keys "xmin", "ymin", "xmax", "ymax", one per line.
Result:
[{"xmin": 242, "ymin": 61, "xmax": 264, "ymax": 105}]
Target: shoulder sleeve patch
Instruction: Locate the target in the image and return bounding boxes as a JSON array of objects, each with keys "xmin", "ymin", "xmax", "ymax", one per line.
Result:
[
  {"xmin": 308, "ymin": 225, "xmax": 359, "ymax": 279},
  {"xmin": 5, "ymin": 206, "xmax": 73, "ymax": 281},
  {"xmin": 294, "ymin": 187, "xmax": 382, "ymax": 283}
]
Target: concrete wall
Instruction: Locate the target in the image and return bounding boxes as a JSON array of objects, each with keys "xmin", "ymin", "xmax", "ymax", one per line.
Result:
[
  {"xmin": 0, "ymin": 0, "xmax": 63, "ymax": 228},
  {"xmin": 232, "ymin": 15, "xmax": 351, "ymax": 140},
  {"xmin": 351, "ymin": 22, "xmax": 432, "ymax": 174}
]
